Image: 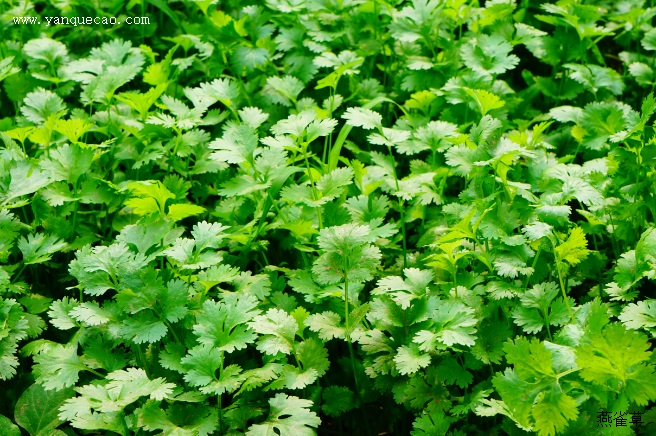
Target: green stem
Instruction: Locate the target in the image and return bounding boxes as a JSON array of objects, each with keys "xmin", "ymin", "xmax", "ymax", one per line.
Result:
[
  {"xmin": 163, "ymin": 318, "xmax": 183, "ymax": 346},
  {"xmin": 342, "ymin": 260, "xmax": 372, "ymax": 435},
  {"xmin": 555, "ymin": 257, "xmax": 575, "ymax": 322},
  {"xmin": 86, "ymin": 367, "xmax": 105, "ymax": 378},
  {"xmin": 343, "ymin": 258, "xmax": 359, "ymax": 393},
  {"xmin": 386, "ymin": 145, "xmax": 407, "ymax": 268},
  {"xmin": 70, "ymin": 182, "xmax": 80, "ymax": 242},
  {"xmin": 556, "ymin": 367, "xmax": 581, "ymax": 380},
  {"xmin": 543, "ymin": 311, "xmax": 553, "ymax": 341},
  {"xmin": 303, "ymin": 142, "xmax": 323, "ymax": 229},
  {"xmin": 217, "ymin": 351, "xmax": 224, "ymax": 435},
  {"xmin": 523, "ymin": 247, "xmax": 541, "ymax": 290},
  {"xmin": 135, "ymin": 344, "xmax": 149, "ymax": 378}
]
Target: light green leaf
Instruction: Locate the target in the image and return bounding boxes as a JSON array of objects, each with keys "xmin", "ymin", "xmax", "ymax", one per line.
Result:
[
  {"xmin": 18, "ymin": 233, "xmax": 67, "ymax": 265},
  {"xmin": 193, "ymin": 294, "xmax": 261, "ymax": 353},
  {"xmin": 245, "ymin": 393, "xmax": 320, "ymax": 436},
  {"xmin": 248, "ymin": 308, "xmax": 298, "ymax": 355},
  {"xmin": 394, "ymin": 344, "xmax": 431, "ymax": 375},
  {"xmin": 342, "ymin": 107, "xmax": 382, "ymax": 130}
]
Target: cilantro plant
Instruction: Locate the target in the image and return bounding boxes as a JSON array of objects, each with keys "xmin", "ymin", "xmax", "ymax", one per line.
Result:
[{"xmin": 2, "ymin": 0, "xmax": 656, "ymax": 435}]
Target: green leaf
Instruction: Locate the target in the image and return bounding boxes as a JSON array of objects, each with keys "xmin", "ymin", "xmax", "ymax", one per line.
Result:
[
  {"xmin": 2, "ymin": 161, "xmax": 51, "ymax": 206},
  {"xmin": 305, "ymin": 311, "xmax": 345, "ymax": 340},
  {"xmin": 373, "ymin": 268, "xmax": 434, "ymax": 309},
  {"xmin": 577, "ymin": 323, "xmax": 656, "ymax": 405},
  {"xmin": 315, "ymin": 167, "xmax": 353, "ymax": 201},
  {"xmin": 115, "ymin": 84, "xmax": 167, "ymax": 119},
  {"xmin": 322, "ymin": 386, "xmax": 355, "ymax": 417},
  {"xmin": 245, "ymin": 393, "xmax": 320, "ymax": 436},
  {"xmin": 464, "ymin": 88, "xmax": 505, "ymax": 116},
  {"xmin": 460, "ymin": 33, "xmax": 519, "ymax": 76},
  {"xmin": 267, "ymin": 364, "xmax": 319, "ymax": 390},
  {"xmin": 248, "ymin": 308, "xmax": 298, "ymax": 355},
  {"xmin": 21, "ymin": 88, "xmax": 67, "ymax": 124},
  {"xmin": 52, "ymin": 119, "xmax": 94, "ymax": 144},
  {"xmin": 328, "ymin": 96, "xmax": 391, "ymax": 171},
  {"xmin": 233, "ymin": 47, "xmax": 270, "ymax": 75},
  {"xmin": 264, "ymin": 76, "xmax": 304, "ymax": 106},
  {"xmin": 193, "ymin": 294, "xmax": 261, "ymax": 353},
  {"xmin": 554, "ymin": 227, "xmax": 590, "ymax": 266},
  {"xmin": 59, "ymin": 368, "xmax": 175, "ymax": 432},
  {"xmin": 14, "ymin": 383, "xmax": 74, "ymax": 436},
  {"xmin": 182, "ymin": 346, "xmax": 243, "ymax": 395},
  {"xmin": 47, "ymin": 298, "xmax": 79, "ymax": 330},
  {"xmin": 414, "ymin": 301, "xmax": 478, "ymax": 349},
  {"xmin": 619, "ymin": 300, "xmax": 656, "ymax": 336},
  {"xmin": 33, "ymin": 343, "xmax": 86, "ymax": 390},
  {"xmin": 512, "ymin": 282, "xmax": 571, "ymax": 334},
  {"xmin": 494, "ymin": 338, "xmax": 579, "ymax": 435},
  {"xmin": 167, "ymin": 203, "xmax": 206, "ymax": 221},
  {"xmin": 0, "ymin": 57, "xmax": 20, "ymax": 83},
  {"xmin": 394, "ymin": 344, "xmax": 431, "ymax": 375},
  {"xmin": 209, "ymin": 123, "xmax": 258, "ymax": 164},
  {"xmin": 198, "ymin": 78, "xmax": 240, "ymax": 108},
  {"xmin": 0, "ymin": 415, "xmax": 20, "ymax": 436},
  {"xmin": 296, "ymin": 338, "xmax": 330, "ymax": 377},
  {"xmin": 411, "ymin": 408, "xmax": 453, "ymax": 436},
  {"xmin": 642, "ymin": 28, "xmax": 656, "ymax": 50},
  {"xmin": 117, "ymin": 312, "xmax": 168, "ymax": 344},
  {"xmin": 312, "ymin": 224, "xmax": 382, "ymax": 285},
  {"xmin": 18, "ymin": 233, "xmax": 67, "ymax": 265},
  {"xmin": 0, "ymin": 298, "xmax": 30, "ymax": 379},
  {"xmin": 342, "ymin": 107, "xmax": 382, "ymax": 130},
  {"xmin": 125, "ymin": 181, "xmax": 175, "ymax": 216},
  {"xmin": 137, "ymin": 400, "xmax": 218, "ymax": 435}
]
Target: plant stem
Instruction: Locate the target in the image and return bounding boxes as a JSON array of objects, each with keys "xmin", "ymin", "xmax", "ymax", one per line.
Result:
[
  {"xmin": 303, "ymin": 142, "xmax": 323, "ymax": 229},
  {"xmin": 386, "ymin": 145, "xmax": 407, "ymax": 268},
  {"xmin": 555, "ymin": 257, "xmax": 575, "ymax": 322},
  {"xmin": 217, "ymin": 351, "xmax": 224, "ymax": 435},
  {"xmin": 343, "ymin": 259, "xmax": 359, "ymax": 393},
  {"xmin": 70, "ymin": 182, "xmax": 80, "ymax": 242}
]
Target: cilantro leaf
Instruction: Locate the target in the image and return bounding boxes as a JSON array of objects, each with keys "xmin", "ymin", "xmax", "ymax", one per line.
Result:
[
  {"xmin": 322, "ymin": 386, "xmax": 355, "ymax": 416},
  {"xmin": 512, "ymin": 282, "xmax": 572, "ymax": 334},
  {"xmin": 248, "ymin": 308, "xmax": 298, "ymax": 355},
  {"xmin": 576, "ymin": 323, "xmax": 656, "ymax": 405},
  {"xmin": 342, "ymin": 107, "xmax": 382, "ymax": 130},
  {"xmin": 414, "ymin": 301, "xmax": 478, "ymax": 349},
  {"xmin": 18, "ymin": 233, "xmax": 67, "ymax": 265},
  {"xmin": 493, "ymin": 338, "xmax": 579, "ymax": 436},
  {"xmin": 394, "ymin": 344, "xmax": 431, "ymax": 375},
  {"xmin": 193, "ymin": 294, "xmax": 261, "ymax": 353},
  {"xmin": 246, "ymin": 393, "xmax": 320, "ymax": 436},
  {"xmin": 460, "ymin": 34, "xmax": 519, "ymax": 76},
  {"xmin": 33, "ymin": 344, "xmax": 86, "ymax": 390}
]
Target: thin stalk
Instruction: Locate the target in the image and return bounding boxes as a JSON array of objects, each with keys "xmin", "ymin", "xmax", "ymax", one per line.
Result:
[
  {"xmin": 342, "ymin": 259, "xmax": 359, "ymax": 393},
  {"xmin": 163, "ymin": 318, "xmax": 183, "ymax": 346},
  {"xmin": 523, "ymin": 247, "xmax": 541, "ymax": 290},
  {"xmin": 303, "ymin": 143, "xmax": 323, "ymax": 229},
  {"xmin": 217, "ymin": 351, "xmax": 225, "ymax": 435},
  {"xmin": 386, "ymin": 145, "xmax": 407, "ymax": 268},
  {"xmin": 555, "ymin": 257, "xmax": 575, "ymax": 322},
  {"xmin": 342, "ymin": 258, "xmax": 372, "ymax": 436},
  {"xmin": 556, "ymin": 367, "xmax": 581, "ymax": 380},
  {"xmin": 70, "ymin": 182, "xmax": 80, "ymax": 242},
  {"xmin": 135, "ymin": 344, "xmax": 150, "ymax": 378},
  {"xmin": 543, "ymin": 310, "xmax": 553, "ymax": 341},
  {"xmin": 86, "ymin": 367, "xmax": 105, "ymax": 378}
]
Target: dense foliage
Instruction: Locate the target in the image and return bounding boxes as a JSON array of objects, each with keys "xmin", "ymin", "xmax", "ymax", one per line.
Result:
[{"xmin": 2, "ymin": 0, "xmax": 656, "ymax": 434}]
